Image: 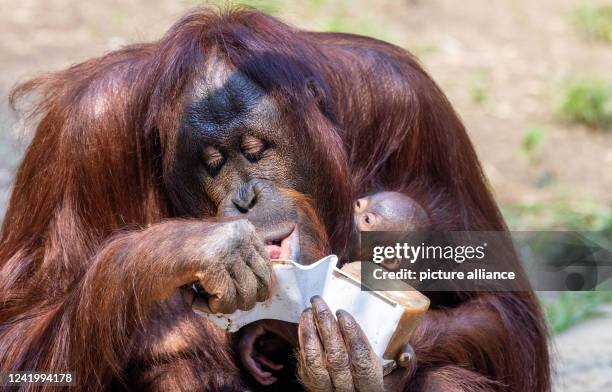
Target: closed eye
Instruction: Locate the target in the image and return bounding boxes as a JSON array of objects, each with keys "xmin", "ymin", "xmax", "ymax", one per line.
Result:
[
  {"xmin": 241, "ymin": 135, "xmax": 268, "ymax": 162},
  {"xmin": 202, "ymin": 145, "xmax": 225, "ymax": 175}
]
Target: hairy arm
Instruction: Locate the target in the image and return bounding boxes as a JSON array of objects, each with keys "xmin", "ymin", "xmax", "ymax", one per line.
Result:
[
  {"xmin": 386, "ymin": 293, "xmax": 549, "ymax": 392},
  {"xmin": 0, "ymin": 219, "xmax": 272, "ymax": 391}
]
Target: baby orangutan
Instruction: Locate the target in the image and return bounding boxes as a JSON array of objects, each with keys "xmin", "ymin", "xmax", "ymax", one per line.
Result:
[
  {"xmin": 354, "ymin": 191, "xmax": 430, "ymax": 271},
  {"xmin": 354, "ymin": 191, "xmax": 430, "ymax": 232},
  {"xmin": 237, "ymin": 192, "xmax": 430, "ymax": 387}
]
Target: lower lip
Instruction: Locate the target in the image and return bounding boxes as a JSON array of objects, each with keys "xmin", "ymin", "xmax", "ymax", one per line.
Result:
[{"xmin": 266, "ymin": 244, "xmax": 282, "ymax": 259}]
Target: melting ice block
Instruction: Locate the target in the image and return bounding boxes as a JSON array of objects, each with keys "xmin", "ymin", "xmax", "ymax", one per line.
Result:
[{"xmin": 197, "ymin": 255, "xmax": 429, "ymax": 361}]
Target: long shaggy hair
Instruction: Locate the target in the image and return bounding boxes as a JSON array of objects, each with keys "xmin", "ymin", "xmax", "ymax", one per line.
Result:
[{"xmin": 1, "ymin": 7, "xmax": 549, "ymax": 391}]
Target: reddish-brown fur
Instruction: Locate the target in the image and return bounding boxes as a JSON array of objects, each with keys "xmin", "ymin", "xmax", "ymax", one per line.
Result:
[{"xmin": 0, "ymin": 7, "xmax": 549, "ymax": 391}]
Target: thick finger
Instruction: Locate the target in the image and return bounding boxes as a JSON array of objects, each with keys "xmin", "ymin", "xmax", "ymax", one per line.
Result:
[
  {"xmin": 337, "ymin": 310, "xmax": 384, "ymax": 391},
  {"xmin": 298, "ymin": 308, "xmax": 333, "ymax": 392},
  {"xmin": 247, "ymin": 251, "xmax": 274, "ymax": 302},
  {"xmin": 196, "ymin": 269, "xmax": 237, "ymax": 314},
  {"xmin": 230, "ymin": 261, "xmax": 258, "ymax": 310},
  {"xmin": 248, "ymin": 230, "xmax": 269, "ymax": 262},
  {"xmin": 310, "ymin": 296, "xmax": 354, "ymax": 392}
]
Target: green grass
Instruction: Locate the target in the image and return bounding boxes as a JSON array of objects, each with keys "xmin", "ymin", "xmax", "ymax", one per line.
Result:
[
  {"xmin": 503, "ymin": 201, "xmax": 612, "ymax": 334},
  {"xmin": 520, "ymin": 126, "xmax": 547, "ymax": 161},
  {"xmin": 503, "ymin": 200, "xmax": 612, "ymax": 237},
  {"xmin": 519, "ymin": 127, "xmax": 552, "ymax": 188},
  {"xmin": 469, "ymin": 71, "xmax": 491, "ymax": 106},
  {"xmin": 503, "ymin": 200, "xmax": 612, "ymax": 273},
  {"xmin": 574, "ymin": 2, "xmax": 612, "ymax": 43},
  {"xmin": 542, "ymin": 291, "xmax": 612, "ymax": 334},
  {"xmin": 559, "ymin": 80, "xmax": 612, "ymax": 130}
]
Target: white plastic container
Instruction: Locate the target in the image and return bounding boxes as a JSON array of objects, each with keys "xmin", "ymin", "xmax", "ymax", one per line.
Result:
[{"xmin": 197, "ymin": 255, "xmax": 429, "ymax": 361}]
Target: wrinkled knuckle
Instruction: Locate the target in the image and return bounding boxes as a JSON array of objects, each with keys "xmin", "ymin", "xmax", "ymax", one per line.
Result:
[
  {"xmin": 252, "ymin": 264, "xmax": 267, "ymax": 281},
  {"xmin": 302, "ymin": 347, "xmax": 322, "ymax": 365},
  {"xmin": 234, "ymin": 218, "xmax": 251, "ymax": 229},
  {"xmin": 337, "ymin": 309, "xmax": 358, "ymax": 326},
  {"xmin": 223, "ymin": 219, "xmax": 240, "ymax": 234},
  {"xmin": 315, "ymin": 307, "xmax": 334, "ymax": 321},
  {"xmin": 245, "ymin": 251, "xmax": 261, "ymax": 267},
  {"xmin": 227, "ymin": 219, "xmax": 251, "ymax": 241},
  {"xmin": 351, "ymin": 355, "xmax": 377, "ymax": 379},
  {"xmin": 226, "ymin": 302, "xmax": 238, "ymax": 314},
  {"xmin": 219, "ymin": 293, "xmax": 237, "ymax": 311},
  {"xmin": 340, "ymin": 321, "xmax": 359, "ymax": 337},
  {"xmin": 234, "ymin": 257, "xmax": 249, "ymax": 271},
  {"xmin": 243, "ymin": 292, "xmax": 257, "ymax": 310},
  {"xmin": 239, "ymin": 219, "xmax": 257, "ymax": 236},
  {"xmin": 256, "ymin": 268, "xmax": 273, "ymax": 290},
  {"xmin": 327, "ymin": 351, "xmax": 350, "ymax": 370},
  {"xmin": 234, "ymin": 293, "xmax": 249, "ymax": 311},
  {"xmin": 248, "ymin": 228, "xmax": 263, "ymax": 244}
]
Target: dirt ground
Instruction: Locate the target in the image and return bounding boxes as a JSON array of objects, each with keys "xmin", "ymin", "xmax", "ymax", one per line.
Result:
[
  {"xmin": 552, "ymin": 305, "xmax": 612, "ymax": 391},
  {"xmin": 0, "ymin": 0, "xmax": 611, "ymax": 390}
]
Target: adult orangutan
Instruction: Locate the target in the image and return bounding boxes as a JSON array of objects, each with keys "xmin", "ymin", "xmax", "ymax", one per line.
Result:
[{"xmin": 0, "ymin": 7, "xmax": 549, "ymax": 392}]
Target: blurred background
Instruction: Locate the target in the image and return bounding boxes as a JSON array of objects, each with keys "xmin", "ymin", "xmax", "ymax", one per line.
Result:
[{"xmin": 0, "ymin": 0, "xmax": 610, "ymax": 390}]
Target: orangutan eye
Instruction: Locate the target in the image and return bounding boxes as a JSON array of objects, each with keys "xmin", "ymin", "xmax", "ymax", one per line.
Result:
[
  {"xmin": 202, "ymin": 145, "xmax": 225, "ymax": 175},
  {"xmin": 362, "ymin": 213, "xmax": 374, "ymax": 226},
  {"xmin": 240, "ymin": 135, "xmax": 268, "ymax": 163}
]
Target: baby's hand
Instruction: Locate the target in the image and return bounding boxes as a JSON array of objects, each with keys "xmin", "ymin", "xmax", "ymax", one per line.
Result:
[{"xmin": 237, "ymin": 320, "xmax": 297, "ymax": 385}]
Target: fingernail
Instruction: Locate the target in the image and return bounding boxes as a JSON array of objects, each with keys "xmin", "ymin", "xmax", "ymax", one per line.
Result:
[{"xmin": 310, "ymin": 295, "xmax": 322, "ymax": 304}]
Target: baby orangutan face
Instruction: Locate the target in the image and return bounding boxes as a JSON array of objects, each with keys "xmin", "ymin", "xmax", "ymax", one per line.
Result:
[
  {"xmin": 354, "ymin": 191, "xmax": 430, "ymax": 271},
  {"xmin": 354, "ymin": 191, "xmax": 430, "ymax": 232}
]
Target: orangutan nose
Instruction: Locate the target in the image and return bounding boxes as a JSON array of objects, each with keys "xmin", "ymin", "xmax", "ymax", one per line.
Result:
[{"xmin": 229, "ymin": 180, "xmax": 260, "ymax": 214}]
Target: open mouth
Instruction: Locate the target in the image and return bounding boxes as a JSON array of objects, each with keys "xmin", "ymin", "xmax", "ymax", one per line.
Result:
[{"xmin": 263, "ymin": 224, "xmax": 299, "ymax": 261}]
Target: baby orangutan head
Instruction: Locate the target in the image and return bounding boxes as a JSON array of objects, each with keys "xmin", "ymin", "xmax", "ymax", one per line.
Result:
[{"xmin": 354, "ymin": 191, "xmax": 430, "ymax": 232}]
